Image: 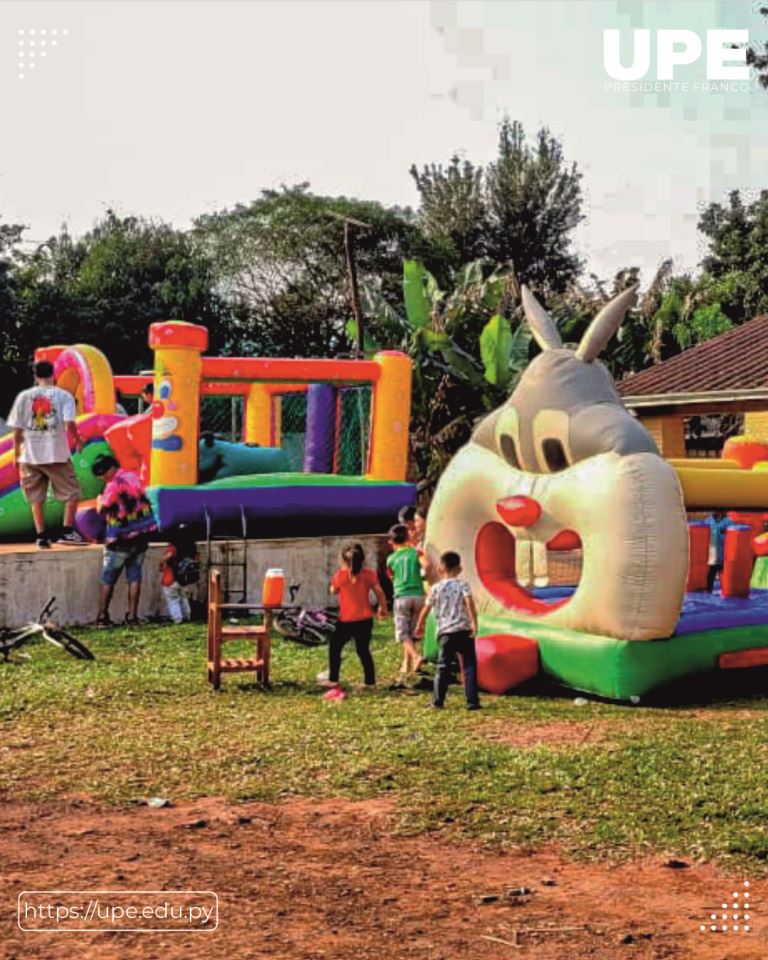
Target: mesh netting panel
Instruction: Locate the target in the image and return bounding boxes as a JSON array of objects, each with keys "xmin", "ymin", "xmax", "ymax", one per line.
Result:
[
  {"xmin": 281, "ymin": 392, "xmax": 307, "ymax": 470},
  {"xmin": 200, "ymin": 396, "xmax": 243, "ymax": 441},
  {"xmin": 337, "ymin": 386, "xmax": 371, "ymax": 476},
  {"xmin": 547, "ymin": 550, "xmax": 582, "ymax": 587}
]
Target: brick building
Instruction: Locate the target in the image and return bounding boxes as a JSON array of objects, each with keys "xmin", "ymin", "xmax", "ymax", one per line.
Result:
[{"xmin": 618, "ymin": 315, "xmax": 768, "ymax": 458}]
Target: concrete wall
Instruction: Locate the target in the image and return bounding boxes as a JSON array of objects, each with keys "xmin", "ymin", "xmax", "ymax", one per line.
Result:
[{"xmin": 0, "ymin": 535, "xmax": 387, "ymax": 628}]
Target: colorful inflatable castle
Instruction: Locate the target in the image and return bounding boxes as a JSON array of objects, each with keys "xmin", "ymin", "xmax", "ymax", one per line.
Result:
[
  {"xmin": 423, "ymin": 287, "xmax": 768, "ymax": 701},
  {"xmin": 0, "ymin": 322, "xmax": 415, "ymax": 540}
]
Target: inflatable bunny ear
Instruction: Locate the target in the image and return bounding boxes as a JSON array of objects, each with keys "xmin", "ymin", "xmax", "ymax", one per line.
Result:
[
  {"xmin": 520, "ymin": 285, "xmax": 563, "ymax": 352},
  {"xmin": 575, "ymin": 285, "xmax": 638, "ymax": 363}
]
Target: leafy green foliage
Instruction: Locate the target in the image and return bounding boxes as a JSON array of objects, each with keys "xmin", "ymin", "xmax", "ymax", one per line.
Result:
[
  {"xmin": 194, "ymin": 185, "xmax": 437, "ymax": 360},
  {"xmin": 402, "ymin": 259, "xmax": 432, "ymax": 330},
  {"xmin": 0, "ymin": 218, "xmax": 24, "ymax": 403},
  {"xmin": 364, "ymin": 259, "xmax": 526, "ymax": 489},
  {"xmin": 699, "ymin": 190, "xmax": 768, "ymax": 321},
  {"xmin": 675, "ymin": 303, "xmax": 732, "ymax": 351},
  {"xmin": 747, "ymin": 7, "xmax": 768, "ymax": 89},
  {"xmin": 3, "ymin": 213, "xmax": 226, "ymax": 410},
  {"xmin": 479, "ymin": 314, "xmax": 513, "ymax": 388}
]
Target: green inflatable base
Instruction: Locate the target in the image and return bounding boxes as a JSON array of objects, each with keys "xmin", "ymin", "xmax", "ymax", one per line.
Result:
[
  {"xmin": 423, "ymin": 611, "xmax": 768, "ymax": 702},
  {"xmin": 0, "ymin": 441, "xmax": 111, "ymax": 541}
]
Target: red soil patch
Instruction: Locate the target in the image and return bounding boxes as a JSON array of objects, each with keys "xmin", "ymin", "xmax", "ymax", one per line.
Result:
[
  {"xmin": 0, "ymin": 796, "xmax": 763, "ymax": 959},
  {"xmin": 482, "ymin": 720, "xmax": 618, "ymax": 749}
]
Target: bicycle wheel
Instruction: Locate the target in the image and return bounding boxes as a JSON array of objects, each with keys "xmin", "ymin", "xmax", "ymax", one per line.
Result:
[
  {"xmin": 295, "ymin": 624, "xmax": 331, "ymax": 647},
  {"xmin": 43, "ymin": 628, "xmax": 95, "ymax": 661},
  {"xmin": 0, "ymin": 630, "xmax": 29, "ymax": 660},
  {"xmin": 273, "ymin": 613, "xmax": 301, "ymax": 639},
  {"xmin": 0, "ymin": 624, "xmax": 41, "ymax": 658}
]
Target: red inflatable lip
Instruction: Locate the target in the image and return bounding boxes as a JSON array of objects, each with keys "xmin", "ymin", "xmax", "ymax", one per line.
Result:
[
  {"xmin": 494, "ymin": 498, "xmax": 582, "ymax": 550},
  {"xmin": 546, "ymin": 529, "xmax": 582, "ymax": 552},
  {"xmin": 475, "ymin": 521, "xmax": 575, "ymax": 615}
]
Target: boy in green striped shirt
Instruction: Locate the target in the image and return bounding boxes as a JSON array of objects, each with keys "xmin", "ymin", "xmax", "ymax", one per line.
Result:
[{"xmin": 387, "ymin": 524, "xmax": 425, "ymax": 685}]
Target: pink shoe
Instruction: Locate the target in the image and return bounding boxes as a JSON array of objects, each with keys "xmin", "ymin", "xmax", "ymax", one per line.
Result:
[{"xmin": 323, "ymin": 686, "xmax": 346, "ymax": 701}]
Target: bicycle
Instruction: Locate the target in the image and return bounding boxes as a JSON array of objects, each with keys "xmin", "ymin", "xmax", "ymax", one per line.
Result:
[
  {"xmin": 273, "ymin": 583, "xmax": 339, "ymax": 647},
  {"xmin": 0, "ymin": 598, "xmax": 95, "ymax": 662}
]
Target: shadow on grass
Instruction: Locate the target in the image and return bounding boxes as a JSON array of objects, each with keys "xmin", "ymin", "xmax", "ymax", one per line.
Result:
[{"xmin": 485, "ymin": 669, "xmax": 768, "ymax": 710}]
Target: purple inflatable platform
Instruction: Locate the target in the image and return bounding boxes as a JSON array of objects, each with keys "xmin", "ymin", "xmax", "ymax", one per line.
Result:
[{"xmin": 147, "ymin": 475, "xmax": 417, "ymax": 537}]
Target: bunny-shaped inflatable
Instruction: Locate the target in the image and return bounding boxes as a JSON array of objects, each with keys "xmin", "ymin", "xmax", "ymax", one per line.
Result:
[{"xmin": 425, "ymin": 285, "xmax": 688, "ymax": 642}]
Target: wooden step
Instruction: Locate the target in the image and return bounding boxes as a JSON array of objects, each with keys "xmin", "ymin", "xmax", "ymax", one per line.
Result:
[
  {"xmin": 212, "ymin": 657, "xmax": 266, "ymax": 672},
  {"xmin": 221, "ymin": 626, "xmax": 267, "ymax": 639}
]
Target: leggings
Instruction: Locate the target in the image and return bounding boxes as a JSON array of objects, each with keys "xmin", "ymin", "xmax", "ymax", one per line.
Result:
[{"xmin": 328, "ymin": 618, "xmax": 375, "ymax": 685}]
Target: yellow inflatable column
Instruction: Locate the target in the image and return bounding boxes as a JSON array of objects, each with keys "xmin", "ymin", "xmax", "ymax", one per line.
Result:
[
  {"xmin": 273, "ymin": 394, "xmax": 282, "ymax": 447},
  {"xmin": 148, "ymin": 322, "xmax": 209, "ymax": 486},
  {"xmin": 244, "ymin": 384, "xmax": 273, "ymax": 445},
  {"xmin": 367, "ymin": 351, "xmax": 412, "ymax": 481}
]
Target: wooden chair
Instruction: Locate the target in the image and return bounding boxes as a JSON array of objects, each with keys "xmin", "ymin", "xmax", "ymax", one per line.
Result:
[{"xmin": 207, "ymin": 568, "xmax": 272, "ymax": 690}]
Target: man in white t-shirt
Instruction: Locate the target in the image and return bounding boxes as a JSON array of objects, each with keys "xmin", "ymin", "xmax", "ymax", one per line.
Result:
[{"xmin": 7, "ymin": 360, "xmax": 86, "ymax": 548}]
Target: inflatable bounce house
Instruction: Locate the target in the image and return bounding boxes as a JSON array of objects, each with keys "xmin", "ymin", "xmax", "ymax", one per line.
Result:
[
  {"xmin": 0, "ymin": 322, "xmax": 415, "ymax": 540},
  {"xmin": 423, "ymin": 286, "xmax": 768, "ymax": 702}
]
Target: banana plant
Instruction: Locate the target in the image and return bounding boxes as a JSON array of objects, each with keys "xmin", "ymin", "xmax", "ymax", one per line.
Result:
[
  {"xmin": 359, "ymin": 258, "xmax": 519, "ymax": 389},
  {"xmin": 354, "ymin": 258, "xmax": 526, "ymax": 489}
]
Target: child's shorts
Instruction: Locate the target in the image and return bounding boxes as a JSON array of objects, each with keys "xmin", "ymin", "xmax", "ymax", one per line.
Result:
[
  {"xmin": 102, "ymin": 543, "xmax": 148, "ymax": 586},
  {"xmin": 394, "ymin": 595, "xmax": 425, "ymax": 642}
]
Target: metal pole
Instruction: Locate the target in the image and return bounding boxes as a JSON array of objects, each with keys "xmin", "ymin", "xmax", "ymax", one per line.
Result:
[{"xmin": 344, "ymin": 220, "xmax": 364, "ymax": 358}]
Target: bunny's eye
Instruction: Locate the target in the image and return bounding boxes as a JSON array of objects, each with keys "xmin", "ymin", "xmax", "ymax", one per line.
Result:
[
  {"xmin": 499, "ymin": 433, "xmax": 520, "ymax": 469},
  {"xmin": 542, "ymin": 438, "xmax": 569, "ymax": 472}
]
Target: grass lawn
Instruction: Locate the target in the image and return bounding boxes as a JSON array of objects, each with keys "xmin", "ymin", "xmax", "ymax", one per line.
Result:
[{"xmin": 2, "ymin": 621, "xmax": 768, "ymax": 871}]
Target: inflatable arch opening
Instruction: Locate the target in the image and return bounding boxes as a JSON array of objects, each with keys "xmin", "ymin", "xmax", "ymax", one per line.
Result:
[{"xmin": 35, "ymin": 344, "xmax": 116, "ymax": 416}]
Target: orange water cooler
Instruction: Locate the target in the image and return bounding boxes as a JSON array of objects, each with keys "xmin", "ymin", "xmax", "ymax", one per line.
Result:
[{"xmin": 262, "ymin": 568, "xmax": 286, "ymax": 608}]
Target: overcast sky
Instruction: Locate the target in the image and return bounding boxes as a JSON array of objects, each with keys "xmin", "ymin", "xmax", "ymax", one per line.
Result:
[{"xmin": 1, "ymin": 0, "xmax": 767, "ymax": 285}]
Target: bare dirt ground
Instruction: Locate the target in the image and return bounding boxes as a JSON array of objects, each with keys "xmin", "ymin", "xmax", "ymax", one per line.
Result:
[
  {"xmin": 481, "ymin": 719, "xmax": 620, "ymax": 749},
  {"xmin": 0, "ymin": 795, "xmax": 764, "ymax": 960}
]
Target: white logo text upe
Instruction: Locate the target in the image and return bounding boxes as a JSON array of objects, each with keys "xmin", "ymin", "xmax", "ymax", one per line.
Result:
[{"xmin": 603, "ymin": 30, "xmax": 748, "ymax": 81}]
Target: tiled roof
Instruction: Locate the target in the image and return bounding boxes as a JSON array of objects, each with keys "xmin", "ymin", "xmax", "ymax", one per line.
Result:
[{"xmin": 617, "ymin": 315, "xmax": 768, "ymax": 397}]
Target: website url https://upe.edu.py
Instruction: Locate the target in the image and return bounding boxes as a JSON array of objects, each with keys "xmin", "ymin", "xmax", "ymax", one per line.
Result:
[{"xmin": 17, "ymin": 890, "xmax": 218, "ymax": 932}]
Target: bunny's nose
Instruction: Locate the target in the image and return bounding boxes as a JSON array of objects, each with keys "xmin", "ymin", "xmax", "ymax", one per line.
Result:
[{"xmin": 496, "ymin": 495, "xmax": 541, "ymax": 528}]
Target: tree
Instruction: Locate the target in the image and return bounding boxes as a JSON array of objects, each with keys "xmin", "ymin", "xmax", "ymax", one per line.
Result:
[
  {"xmin": 409, "ymin": 157, "xmax": 485, "ymax": 267},
  {"xmin": 195, "ymin": 185, "xmax": 438, "ymax": 360},
  {"xmin": 0, "ymin": 218, "xmax": 25, "ymax": 411},
  {"xmin": 698, "ymin": 190, "xmax": 768, "ymax": 321},
  {"xmin": 4, "ymin": 212, "xmax": 226, "ymax": 410},
  {"xmin": 410, "ymin": 119, "xmax": 584, "ymax": 290},
  {"xmin": 748, "ymin": 6, "xmax": 768, "ymax": 88}
]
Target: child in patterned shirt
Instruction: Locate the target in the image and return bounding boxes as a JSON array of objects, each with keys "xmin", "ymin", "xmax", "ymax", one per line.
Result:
[
  {"xmin": 415, "ymin": 550, "xmax": 481, "ymax": 710},
  {"xmin": 92, "ymin": 453, "xmax": 157, "ymax": 627}
]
